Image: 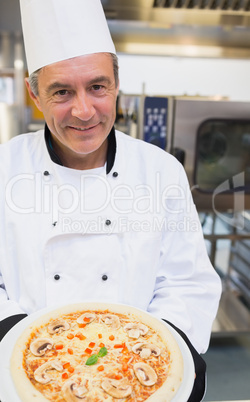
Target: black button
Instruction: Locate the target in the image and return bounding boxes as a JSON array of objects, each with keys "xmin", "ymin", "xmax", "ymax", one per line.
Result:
[
  {"xmin": 54, "ymin": 274, "xmax": 60, "ymax": 280},
  {"xmin": 112, "ymin": 172, "xmax": 118, "ymax": 177},
  {"xmin": 43, "ymin": 171, "xmax": 50, "ymax": 176},
  {"xmin": 102, "ymin": 274, "xmax": 108, "ymax": 281},
  {"xmin": 105, "ymin": 219, "xmax": 111, "ymax": 226}
]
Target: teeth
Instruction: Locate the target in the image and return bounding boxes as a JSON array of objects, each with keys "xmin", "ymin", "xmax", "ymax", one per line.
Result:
[
  {"xmin": 73, "ymin": 127, "xmax": 87, "ymax": 131},
  {"xmin": 69, "ymin": 125, "xmax": 96, "ymax": 131}
]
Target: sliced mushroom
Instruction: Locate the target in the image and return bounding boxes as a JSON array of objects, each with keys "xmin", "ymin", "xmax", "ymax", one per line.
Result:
[
  {"xmin": 76, "ymin": 313, "xmax": 96, "ymax": 325},
  {"xmin": 34, "ymin": 359, "xmax": 63, "ymax": 384},
  {"xmin": 101, "ymin": 378, "xmax": 132, "ymax": 398},
  {"xmin": 132, "ymin": 343, "xmax": 161, "ymax": 359},
  {"xmin": 137, "ymin": 347, "xmax": 151, "ymax": 359},
  {"xmin": 101, "ymin": 314, "xmax": 120, "ymax": 330},
  {"xmin": 30, "ymin": 338, "xmax": 54, "ymax": 357},
  {"xmin": 61, "ymin": 375, "xmax": 89, "ymax": 402},
  {"xmin": 47, "ymin": 318, "xmax": 70, "ymax": 334},
  {"xmin": 124, "ymin": 323, "xmax": 148, "ymax": 339},
  {"xmin": 133, "ymin": 362, "xmax": 157, "ymax": 386}
]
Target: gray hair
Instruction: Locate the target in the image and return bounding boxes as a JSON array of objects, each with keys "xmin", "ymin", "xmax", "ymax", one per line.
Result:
[{"xmin": 28, "ymin": 53, "xmax": 119, "ymax": 96}]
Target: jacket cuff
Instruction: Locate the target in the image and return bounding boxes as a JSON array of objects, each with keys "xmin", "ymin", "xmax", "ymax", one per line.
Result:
[
  {"xmin": 0, "ymin": 314, "xmax": 27, "ymax": 342},
  {"xmin": 162, "ymin": 319, "xmax": 207, "ymax": 402}
]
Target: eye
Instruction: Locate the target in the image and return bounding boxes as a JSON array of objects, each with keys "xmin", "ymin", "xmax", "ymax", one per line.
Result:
[
  {"xmin": 54, "ymin": 89, "xmax": 69, "ymax": 96},
  {"xmin": 92, "ymin": 85, "xmax": 105, "ymax": 92}
]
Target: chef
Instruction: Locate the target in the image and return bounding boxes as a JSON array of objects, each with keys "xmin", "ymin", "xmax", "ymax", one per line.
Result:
[{"xmin": 0, "ymin": 0, "xmax": 221, "ymax": 400}]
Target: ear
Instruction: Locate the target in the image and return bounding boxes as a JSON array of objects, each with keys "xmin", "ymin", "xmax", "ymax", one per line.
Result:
[{"xmin": 25, "ymin": 78, "xmax": 43, "ymax": 112}]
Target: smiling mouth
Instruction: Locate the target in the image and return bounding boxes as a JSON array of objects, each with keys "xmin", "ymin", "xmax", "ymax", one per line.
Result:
[{"xmin": 69, "ymin": 124, "xmax": 98, "ymax": 131}]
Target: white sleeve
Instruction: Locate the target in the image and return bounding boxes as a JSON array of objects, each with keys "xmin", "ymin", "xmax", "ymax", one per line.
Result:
[
  {"xmin": 148, "ymin": 164, "xmax": 222, "ymax": 354},
  {"xmin": 0, "ymin": 275, "xmax": 26, "ymax": 321},
  {"xmin": 0, "ymin": 162, "xmax": 26, "ymax": 322}
]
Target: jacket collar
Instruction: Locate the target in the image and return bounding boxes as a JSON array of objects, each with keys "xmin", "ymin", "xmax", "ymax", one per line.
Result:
[{"xmin": 44, "ymin": 123, "xmax": 116, "ymax": 174}]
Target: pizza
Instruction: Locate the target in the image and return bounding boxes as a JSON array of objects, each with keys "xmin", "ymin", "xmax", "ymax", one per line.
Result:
[{"xmin": 10, "ymin": 302, "xmax": 184, "ymax": 401}]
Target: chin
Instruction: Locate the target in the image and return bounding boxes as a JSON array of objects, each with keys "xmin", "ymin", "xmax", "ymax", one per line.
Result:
[{"xmin": 72, "ymin": 143, "xmax": 103, "ymax": 156}]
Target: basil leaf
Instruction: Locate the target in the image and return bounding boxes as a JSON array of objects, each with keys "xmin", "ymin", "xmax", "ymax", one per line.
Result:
[
  {"xmin": 98, "ymin": 346, "xmax": 108, "ymax": 357},
  {"xmin": 85, "ymin": 354, "xmax": 98, "ymax": 365}
]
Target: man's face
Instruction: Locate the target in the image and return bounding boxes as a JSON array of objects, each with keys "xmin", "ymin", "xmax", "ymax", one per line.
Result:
[{"xmin": 27, "ymin": 53, "xmax": 119, "ymax": 169}]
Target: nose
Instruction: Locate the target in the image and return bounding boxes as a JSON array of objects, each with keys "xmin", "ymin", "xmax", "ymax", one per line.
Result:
[{"xmin": 71, "ymin": 91, "xmax": 95, "ymax": 121}]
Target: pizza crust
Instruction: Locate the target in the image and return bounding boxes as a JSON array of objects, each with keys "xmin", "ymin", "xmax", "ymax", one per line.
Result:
[{"xmin": 10, "ymin": 302, "xmax": 184, "ymax": 402}]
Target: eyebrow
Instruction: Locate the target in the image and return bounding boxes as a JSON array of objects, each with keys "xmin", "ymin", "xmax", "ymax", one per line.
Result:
[
  {"xmin": 88, "ymin": 75, "xmax": 112, "ymax": 86},
  {"xmin": 45, "ymin": 82, "xmax": 71, "ymax": 95},
  {"xmin": 45, "ymin": 75, "xmax": 112, "ymax": 95}
]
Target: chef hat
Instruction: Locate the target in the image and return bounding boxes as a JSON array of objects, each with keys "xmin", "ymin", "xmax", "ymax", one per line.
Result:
[{"xmin": 20, "ymin": 0, "xmax": 116, "ymax": 75}]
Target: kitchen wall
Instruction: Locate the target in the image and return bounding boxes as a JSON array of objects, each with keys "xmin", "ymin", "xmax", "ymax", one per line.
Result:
[{"xmin": 118, "ymin": 54, "xmax": 250, "ymax": 101}]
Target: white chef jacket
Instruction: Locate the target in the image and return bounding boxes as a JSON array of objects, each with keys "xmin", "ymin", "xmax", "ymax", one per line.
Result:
[{"xmin": 0, "ymin": 129, "xmax": 221, "ymax": 353}]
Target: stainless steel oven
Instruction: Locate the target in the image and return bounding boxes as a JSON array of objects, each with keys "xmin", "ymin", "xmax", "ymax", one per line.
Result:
[
  {"xmin": 170, "ymin": 98, "xmax": 250, "ymax": 334},
  {"xmin": 170, "ymin": 98, "xmax": 250, "ymax": 212}
]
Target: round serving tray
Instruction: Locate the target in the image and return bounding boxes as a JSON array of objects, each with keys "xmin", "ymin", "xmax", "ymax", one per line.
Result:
[{"xmin": 0, "ymin": 302, "xmax": 195, "ymax": 402}]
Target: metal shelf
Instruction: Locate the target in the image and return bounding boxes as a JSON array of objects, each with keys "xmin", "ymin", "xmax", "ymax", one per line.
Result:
[
  {"xmin": 212, "ymin": 290, "xmax": 250, "ymax": 336},
  {"xmin": 0, "ymin": 68, "xmax": 15, "ymax": 75}
]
